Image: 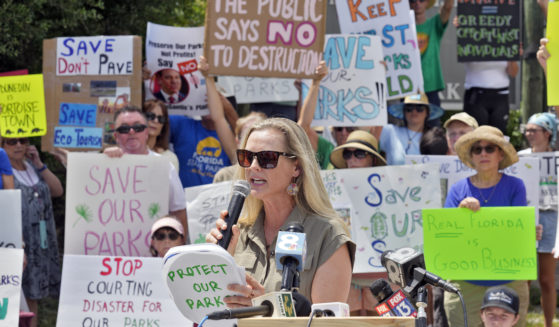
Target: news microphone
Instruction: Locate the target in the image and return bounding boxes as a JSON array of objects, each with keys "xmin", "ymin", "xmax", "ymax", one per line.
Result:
[
  {"xmin": 275, "ymin": 223, "xmax": 306, "ymax": 291},
  {"xmin": 292, "ymin": 291, "xmax": 312, "ymax": 316},
  {"xmin": 310, "ymin": 302, "xmax": 350, "ymax": 317},
  {"xmin": 370, "ymin": 279, "xmax": 417, "ymax": 317},
  {"xmin": 218, "ymin": 180, "xmax": 250, "ymax": 249},
  {"xmin": 207, "ymin": 301, "xmax": 273, "ymax": 320}
]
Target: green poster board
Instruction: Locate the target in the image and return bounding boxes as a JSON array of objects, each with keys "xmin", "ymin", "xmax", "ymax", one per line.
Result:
[{"xmin": 422, "ymin": 207, "xmax": 537, "ymax": 280}]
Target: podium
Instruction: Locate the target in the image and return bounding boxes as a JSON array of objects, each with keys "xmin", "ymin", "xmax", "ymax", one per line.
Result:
[{"xmin": 238, "ymin": 317, "xmax": 415, "ymax": 327}]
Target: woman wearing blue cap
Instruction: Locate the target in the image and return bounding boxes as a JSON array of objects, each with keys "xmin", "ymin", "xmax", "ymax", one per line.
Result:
[{"xmin": 518, "ymin": 112, "xmax": 558, "ymax": 327}]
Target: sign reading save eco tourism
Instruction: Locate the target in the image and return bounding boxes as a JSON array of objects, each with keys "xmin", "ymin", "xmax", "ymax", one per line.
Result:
[
  {"xmin": 65, "ymin": 153, "xmax": 169, "ymax": 256},
  {"xmin": 0, "ymin": 74, "xmax": 47, "ymax": 138},
  {"xmin": 423, "ymin": 207, "xmax": 537, "ymax": 280},
  {"xmin": 204, "ymin": 0, "xmax": 327, "ymax": 79},
  {"xmin": 0, "ymin": 248, "xmax": 23, "ymax": 326},
  {"xmin": 456, "ymin": 0, "xmax": 521, "ymax": 62},
  {"xmin": 56, "ymin": 255, "xmax": 192, "ymax": 326}
]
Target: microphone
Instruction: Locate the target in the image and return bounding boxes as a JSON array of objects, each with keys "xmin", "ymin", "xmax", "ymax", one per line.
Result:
[
  {"xmin": 207, "ymin": 301, "xmax": 273, "ymax": 320},
  {"xmin": 218, "ymin": 180, "xmax": 251, "ymax": 249},
  {"xmin": 310, "ymin": 302, "xmax": 350, "ymax": 317},
  {"xmin": 370, "ymin": 279, "xmax": 417, "ymax": 317},
  {"xmin": 292, "ymin": 291, "xmax": 312, "ymax": 316},
  {"xmin": 207, "ymin": 291, "xmax": 298, "ymax": 320},
  {"xmin": 275, "ymin": 223, "xmax": 306, "ymax": 291}
]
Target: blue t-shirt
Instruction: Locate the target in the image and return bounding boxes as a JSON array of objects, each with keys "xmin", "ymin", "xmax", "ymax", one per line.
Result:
[
  {"xmin": 444, "ymin": 174, "xmax": 527, "ymax": 286},
  {"xmin": 169, "ymin": 115, "xmax": 232, "ymax": 188},
  {"xmin": 0, "ymin": 149, "xmax": 13, "ymax": 189}
]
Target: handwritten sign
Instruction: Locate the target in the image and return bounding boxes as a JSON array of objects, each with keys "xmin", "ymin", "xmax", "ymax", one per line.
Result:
[
  {"xmin": 58, "ymin": 103, "xmax": 97, "ymax": 127},
  {"xmin": 204, "ymin": 0, "xmax": 327, "ymax": 79},
  {"xmin": 0, "ymin": 74, "xmax": 47, "ymax": 137},
  {"xmin": 519, "ymin": 152, "xmax": 558, "ymax": 210},
  {"xmin": 145, "ymin": 23, "xmax": 208, "ymax": 116},
  {"xmin": 65, "ymin": 153, "xmax": 170, "ymax": 256},
  {"xmin": 423, "ymin": 207, "xmax": 537, "ymax": 280},
  {"xmin": 456, "ymin": 1, "xmax": 521, "ymax": 61},
  {"xmin": 305, "ymin": 34, "xmax": 387, "ymax": 126},
  {"xmin": 56, "ymin": 36, "xmax": 134, "ymax": 75},
  {"xmin": 321, "ymin": 164, "xmax": 441, "ymax": 273},
  {"xmin": 547, "ymin": 1, "xmax": 559, "ymax": 106},
  {"xmin": 0, "ymin": 190, "xmax": 22, "ymax": 249},
  {"xmin": 56, "ymin": 255, "xmax": 192, "ymax": 326},
  {"xmin": 162, "ymin": 244, "xmax": 245, "ymax": 324},
  {"xmin": 334, "ymin": 0, "xmax": 423, "ymax": 99},
  {"xmin": 0, "ymin": 248, "xmax": 23, "ymax": 325},
  {"xmin": 53, "ymin": 127, "xmax": 103, "ymax": 148},
  {"xmin": 216, "ymin": 76, "xmax": 298, "ymax": 104}
]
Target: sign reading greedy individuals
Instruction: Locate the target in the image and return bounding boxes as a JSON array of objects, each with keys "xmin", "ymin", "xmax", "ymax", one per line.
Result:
[
  {"xmin": 204, "ymin": 0, "xmax": 327, "ymax": 79},
  {"xmin": 64, "ymin": 153, "xmax": 169, "ymax": 256}
]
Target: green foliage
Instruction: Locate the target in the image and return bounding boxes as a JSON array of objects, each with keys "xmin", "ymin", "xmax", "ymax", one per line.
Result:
[{"xmin": 507, "ymin": 109, "xmax": 525, "ymax": 150}]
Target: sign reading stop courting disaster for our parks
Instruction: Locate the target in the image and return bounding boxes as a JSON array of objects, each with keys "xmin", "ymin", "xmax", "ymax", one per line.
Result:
[
  {"xmin": 204, "ymin": 0, "xmax": 327, "ymax": 79},
  {"xmin": 0, "ymin": 74, "xmax": 47, "ymax": 137},
  {"xmin": 456, "ymin": 0, "xmax": 521, "ymax": 62}
]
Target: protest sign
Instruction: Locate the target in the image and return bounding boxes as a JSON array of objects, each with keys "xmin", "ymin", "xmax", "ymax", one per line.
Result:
[
  {"xmin": 216, "ymin": 76, "xmax": 298, "ymax": 104},
  {"xmin": 145, "ymin": 23, "xmax": 208, "ymax": 116},
  {"xmin": 423, "ymin": 207, "xmax": 537, "ymax": 280},
  {"xmin": 0, "ymin": 190, "xmax": 22, "ymax": 249},
  {"xmin": 64, "ymin": 153, "xmax": 169, "ymax": 256},
  {"xmin": 321, "ymin": 164, "xmax": 441, "ymax": 273},
  {"xmin": 0, "ymin": 248, "xmax": 23, "ymax": 325},
  {"xmin": 518, "ymin": 152, "xmax": 558, "ymax": 211},
  {"xmin": 42, "ymin": 36, "xmax": 142, "ymax": 152},
  {"xmin": 56, "ymin": 255, "xmax": 192, "ymax": 326},
  {"xmin": 204, "ymin": 0, "xmax": 327, "ymax": 79},
  {"xmin": 0, "ymin": 74, "xmax": 47, "ymax": 137},
  {"xmin": 334, "ymin": 0, "xmax": 423, "ymax": 99},
  {"xmin": 547, "ymin": 1, "xmax": 559, "ymax": 106},
  {"xmin": 456, "ymin": 1, "xmax": 521, "ymax": 62},
  {"xmin": 304, "ymin": 34, "xmax": 387, "ymax": 126}
]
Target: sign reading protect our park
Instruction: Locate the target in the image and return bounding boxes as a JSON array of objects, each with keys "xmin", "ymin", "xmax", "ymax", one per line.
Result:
[{"xmin": 204, "ymin": 0, "xmax": 327, "ymax": 78}]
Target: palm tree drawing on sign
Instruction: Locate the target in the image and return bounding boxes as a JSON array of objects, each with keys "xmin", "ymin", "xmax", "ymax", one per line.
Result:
[{"xmin": 74, "ymin": 204, "xmax": 93, "ymax": 227}]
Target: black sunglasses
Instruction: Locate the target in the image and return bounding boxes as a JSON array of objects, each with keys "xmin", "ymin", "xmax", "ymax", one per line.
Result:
[
  {"xmin": 4, "ymin": 138, "xmax": 29, "ymax": 146},
  {"xmin": 342, "ymin": 149, "xmax": 369, "ymax": 160},
  {"xmin": 404, "ymin": 105, "xmax": 427, "ymax": 113},
  {"xmin": 334, "ymin": 127, "xmax": 356, "ymax": 133},
  {"xmin": 471, "ymin": 144, "xmax": 498, "ymax": 155},
  {"xmin": 153, "ymin": 230, "xmax": 181, "ymax": 241},
  {"xmin": 115, "ymin": 124, "xmax": 147, "ymax": 134},
  {"xmin": 237, "ymin": 149, "xmax": 296, "ymax": 169},
  {"xmin": 146, "ymin": 112, "xmax": 167, "ymax": 124}
]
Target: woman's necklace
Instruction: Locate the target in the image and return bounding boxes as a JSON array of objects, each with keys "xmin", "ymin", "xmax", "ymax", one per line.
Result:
[
  {"xmin": 472, "ymin": 176, "xmax": 499, "ymax": 204},
  {"xmin": 405, "ymin": 128, "xmax": 420, "ymax": 153}
]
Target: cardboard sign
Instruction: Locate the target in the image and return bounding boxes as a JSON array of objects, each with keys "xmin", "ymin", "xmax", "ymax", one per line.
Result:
[
  {"xmin": 204, "ymin": 0, "xmax": 327, "ymax": 79},
  {"xmin": 0, "ymin": 190, "xmax": 22, "ymax": 249},
  {"xmin": 547, "ymin": 1, "xmax": 559, "ymax": 106},
  {"xmin": 145, "ymin": 23, "xmax": 209, "ymax": 116},
  {"xmin": 0, "ymin": 74, "xmax": 47, "ymax": 137},
  {"xmin": 304, "ymin": 34, "xmax": 387, "ymax": 126},
  {"xmin": 334, "ymin": 0, "xmax": 424, "ymax": 99},
  {"xmin": 321, "ymin": 164, "xmax": 442, "ymax": 273},
  {"xmin": 456, "ymin": 1, "xmax": 521, "ymax": 62},
  {"xmin": 518, "ymin": 152, "xmax": 558, "ymax": 211},
  {"xmin": 56, "ymin": 255, "xmax": 192, "ymax": 326},
  {"xmin": 0, "ymin": 248, "xmax": 23, "ymax": 325},
  {"xmin": 64, "ymin": 153, "xmax": 170, "ymax": 256},
  {"xmin": 216, "ymin": 76, "xmax": 299, "ymax": 104},
  {"xmin": 423, "ymin": 207, "xmax": 537, "ymax": 280}
]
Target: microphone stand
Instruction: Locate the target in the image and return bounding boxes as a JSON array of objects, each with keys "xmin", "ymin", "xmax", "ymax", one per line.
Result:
[{"xmin": 415, "ymin": 286, "xmax": 428, "ymax": 327}]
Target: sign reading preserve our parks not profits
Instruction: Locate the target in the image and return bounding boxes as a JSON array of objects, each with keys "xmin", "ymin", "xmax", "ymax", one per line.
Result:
[{"xmin": 204, "ymin": 0, "xmax": 327, "ymax": 78}]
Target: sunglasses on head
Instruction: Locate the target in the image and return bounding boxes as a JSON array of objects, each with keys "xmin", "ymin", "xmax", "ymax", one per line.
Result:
[
  {"xmin": 115, "ymin": 124, "xmax": 147, "ymax": 134},
  {"xmin": 342, "ymin": 149, "xmax": 369, "ymax": 160},
  {"xmin": 334, "ymin": 127, "xmax": 356, "ymax": 133},
  {"xmin": 153, "ymin": 230, "xmax": 181, "ymax": 241},
  {"xmin": 237, "ymin": 149, "xmax": 296, "ymax": 169},
  {"xmin": 4, "ymin": 138, "xmax": 29, "ymax": 146},
  {"xmin": 404, "ymin": 105, "xmax": 427, "ymax": 113},
  {"xmin": 471, "ymin": 144, "xmax": 498, "ymax": 155},
  {"xmin": 145, "ymin": 112, "xmax": 166, "ymax": 124}
]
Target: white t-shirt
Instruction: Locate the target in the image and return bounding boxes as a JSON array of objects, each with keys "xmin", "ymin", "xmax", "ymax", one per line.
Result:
[
  {"xmin": 148, "ymin": 150, "xmax": 186, "ymax": 212},
  {"xmin": 464, "ymin": 61, "xmax": 510, "ymax": 90}
]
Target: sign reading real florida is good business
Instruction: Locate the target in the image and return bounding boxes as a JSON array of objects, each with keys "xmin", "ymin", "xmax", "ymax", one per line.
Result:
[
  {"xmin": 456, "ymin": 0, "xmax": 521, "ymax": 62},
  {"xmin": 204, "ymin": 0, "xmax": 327, "ymax": 78}
]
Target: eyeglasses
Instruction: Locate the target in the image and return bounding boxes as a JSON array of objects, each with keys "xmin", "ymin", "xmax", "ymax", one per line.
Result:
[
  {"xmin": 525, "ymin": 128, "xmax": 544, "ymax": 134},
  {"xmin": 4, "ymin": 138, "xmax": 29, "ymax": 146},
  {"xmin": 334, "ymin": 127, "xmax": 356, "ymax": 133},
  {"xmin": 404, "ymin": 105, "xmax": 427, "ymax": 113},
  {"xmin": 237, "ymin": 149, "xmax": 296, "ymax": 169},
  {"xmin": 145, "ymin": 112, "xmax": 166, "ymax": 124},
  {"xmin": 153, "ymin": 230, "xmax": 181, "ymax": 241},
  {"xmin": 115, "ymin": 124, "xmax": 147, "ymax": 134},
  {"xmin": 471, "ymin": 144, "xmax": 498, "ymax": 155},
  {"xmin": 342, "ymin": 149, "xmax": 369, "ymax": 160}
]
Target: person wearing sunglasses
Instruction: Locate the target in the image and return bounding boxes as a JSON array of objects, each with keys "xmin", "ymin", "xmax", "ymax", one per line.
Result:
[
  {"xmin": 149, "ymin": 216, "xmax": 185, "ymax": 257},
  {"xmin": 103, "ymin": 106, "xmax": 188, "ymax": 243},
  {"xmin": 443, "ymin": 126, "xmax": 529, "ymax": 327},
  {"xmin": 1, "ymin": 137, "xmax": 64, "ymax": 327},
  {"xmin": 330, "ymin": 130, "xmax": 386, "ymax": 169},
  {"xmin": 142, "ymin": 99, "xmax": 179, "ymax": 172},
  {"xmin": 207, "ymin": 118, "xmax": 355, "ymax": 307}
]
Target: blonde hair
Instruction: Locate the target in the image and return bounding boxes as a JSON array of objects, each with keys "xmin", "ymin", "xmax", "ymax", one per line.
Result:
[{"xmin": 237, "ymin": 118, "xmax": 339, "ymax": 225}]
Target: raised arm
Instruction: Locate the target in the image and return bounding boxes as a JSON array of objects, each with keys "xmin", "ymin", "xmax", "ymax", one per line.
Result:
[
  {"xmin": 439, "ymin": 0, "xmax": 454, "ymax": 25},
  {"xmin": 297, "ymin": 61, "xmax": 327, "ymax": 151}
]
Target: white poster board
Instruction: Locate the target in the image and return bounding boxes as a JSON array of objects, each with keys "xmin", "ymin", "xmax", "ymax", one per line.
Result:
[
  {"xmin": 518, "ymin": 152, "xmax": 558, "ymax": 211},
  {"xmin": 0, "ymin": 190, "xmax": 22, "ymax": 249},
  {"xmin": 216, "ymin": 76, "xmax": 299, "ymax": 104},
  {"xmin": 56, "ymin": 255, "xmax": 192, "ymax": 326},
  {"xmin": 0, "ymin": 248, "xmax": 23, "ymax": 325},
  {"xmin": 145, "ymin": 23, "xmax": 208, "ymax": 116},
  {"xmin": 65, "ymin": 153, "xmax": 170, "ymax": 256}
]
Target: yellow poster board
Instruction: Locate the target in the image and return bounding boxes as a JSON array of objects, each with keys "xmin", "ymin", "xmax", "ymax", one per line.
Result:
[
  {"xmin": 547, "ymin": 1, "xmax": 559, "ymax": 105},
  {"xmin": 0, "ymin": 74, "xmax": 47, "ymax": 137}
]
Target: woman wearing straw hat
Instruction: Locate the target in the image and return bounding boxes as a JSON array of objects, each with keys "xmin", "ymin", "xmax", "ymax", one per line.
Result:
[
  {"xmin": 443, "ymin": 126, "xmax": 529, "ymax": 327},
  {"xmin": 518, "ymin": 112, "xmax": 558, "ymax": 327},
  {"xmin": 330, "ymin": 130, "xmax": 386, "ymax": 169}
]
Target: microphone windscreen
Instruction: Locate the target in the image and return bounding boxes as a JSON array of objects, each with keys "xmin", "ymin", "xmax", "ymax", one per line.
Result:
[
  {"xmin": 292, "ymin": 291, "xmax": 312, "ymax": 316},
  {"xmin": 370, "ymin": 279, "xmax": 394, "ymax": 302}
]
